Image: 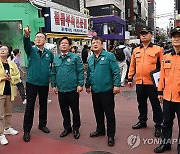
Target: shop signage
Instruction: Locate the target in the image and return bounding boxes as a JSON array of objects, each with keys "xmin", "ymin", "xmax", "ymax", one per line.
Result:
[
  {"xmin": 34, "ymin": 18, "xmax": 45, "ymax": 28},
  {"xmin": 50, "ymin": 8, "xmax": 88, "ymax": 34}
]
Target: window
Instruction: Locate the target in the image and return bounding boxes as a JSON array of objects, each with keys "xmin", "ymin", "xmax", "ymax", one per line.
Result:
[{"xmin": 52, "ymin": 0, "xmax": 80, "ymax": 11}]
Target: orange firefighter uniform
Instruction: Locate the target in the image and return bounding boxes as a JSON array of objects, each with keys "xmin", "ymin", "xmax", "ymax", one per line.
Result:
[
  {"xmin": 158, "ymin": 49, "xmax": 180, "ymax": 102},
  {"xmin": 128, "ymin": 42, "xmax": 163, "ymax": 132},
  {"xmin": 128, "ymin": 42, "xmax": 163, "ymax": 84}
]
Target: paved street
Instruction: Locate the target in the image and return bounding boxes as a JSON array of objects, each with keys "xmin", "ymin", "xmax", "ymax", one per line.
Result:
[{"xmin": 0, "ymin": 85, "xmax": 178, "ymax": 154}]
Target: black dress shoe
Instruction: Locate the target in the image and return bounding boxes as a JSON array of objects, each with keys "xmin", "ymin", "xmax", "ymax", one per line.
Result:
[
  {"xmin": 155, "ymin": 128, "xmax": 161, "ymax": 138},
  {"xmin": 23, "ymin": 133, "xmax": 30, "ymax": 142},
  {"xmin": 154, "ymin": 144, "xmax": 171, "ymax": 153},
  {"xmin": 89, "ymin": 131, "xmax": 105, "ymax": 137},
  {"xmin": 39, "ymin": 126, "xmax": 50, "ymax": 133},
  {"xmin": 132, "ymin": 122, "xmax": 147, "ymax": 129},
  {"xmin": 108, "ymin": 137, "xmax": 115, "ymax": 147},
  {"xmin": 73, "ymin": 130, "xmax": 80, "ymax": 139},
  {"xmin": 60, "ymin": 130, "xmax": 72, "ymax": 137}
]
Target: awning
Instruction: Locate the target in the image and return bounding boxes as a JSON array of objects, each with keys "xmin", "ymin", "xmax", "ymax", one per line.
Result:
[{"xmin": 46, "ymin": 33, "xmax": 89, "ymax": 39}]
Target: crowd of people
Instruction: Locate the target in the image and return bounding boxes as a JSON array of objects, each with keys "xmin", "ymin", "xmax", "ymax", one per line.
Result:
[{"xmin": 0, "ymin": 25, "xmax": 179, "ymax": 153}]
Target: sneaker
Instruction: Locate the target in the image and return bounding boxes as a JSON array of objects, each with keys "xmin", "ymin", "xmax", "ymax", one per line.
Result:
[
  {"xmin": 4, "ymin": 128, "xmax": 18, "ymax": 135},
  {"xmin": 0, "ymin": 135, "xmax": 8, "ymax": 145},
  {"xmin": 22, "ymin": 99, "xmax": 27, "ymax": 105}
]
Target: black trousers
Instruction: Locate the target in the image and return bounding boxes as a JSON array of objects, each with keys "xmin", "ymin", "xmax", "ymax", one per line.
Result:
[
  {"xmin": 92, "ymin": 90, "xmax": 115, "ymax": 138},
  {"xmin": 125, "ymin": 60, "xmax": 130, "ymax": 79},
  {"xmin": 23, "ymin": 82, "xmax": 49, "ymax": 133},
  {"xmin": 161, "ymin": 99, "xmax": 180, "ymax": 152},
  {"xmin": 136, "ymin": 84, "xmax": 162, "ymax": 128},
  {"xmin": 58, "ymin": 91, "xmax": 80, "ymax": 131},
  {"xmin": 16, "ymin": 81, "xmax": 26, "ymax": 101}
]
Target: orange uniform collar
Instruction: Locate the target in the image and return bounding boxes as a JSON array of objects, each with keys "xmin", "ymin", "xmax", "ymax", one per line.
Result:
[{"xmin": 140, "ymin": 42, "xmax": 153, "ymax": 48}]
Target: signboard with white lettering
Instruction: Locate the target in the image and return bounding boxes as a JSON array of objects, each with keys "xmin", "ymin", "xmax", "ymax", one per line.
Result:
[{"xmin": 50, "ymin": 8, "xmax": 88, "ymax": 35}]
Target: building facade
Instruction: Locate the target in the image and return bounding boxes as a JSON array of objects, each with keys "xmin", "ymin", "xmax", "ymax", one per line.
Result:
[
  {"xmin": 141, "ymin": 0, "xmax": 148, "ymax": 26},
  {"xmin": 0, "ymin": 0, "xmax": 88, "ymax": 65},
  {"xmin": 42, "ymin": 1, "xmax": 88, "ymax": 40},
  {"xmin": 27, "ymin": 0, "xmax": 88, "ymax": 48},
  {"xmin": 86, "ymin": 0, "xmax": 125, "ymax": 20},
  {"xmin": 174, "ymin": 0, "xmax": 180, "ymax": 27},
  {"xmin": 125, "ymin": 0, "xmax": 148, "ymax": 40},
  {"xmin": 0, "ymin": 1, "xmax": 41, "ymax": 66},
  {"xmin": 148, "ymin": 0, "xmax": 156, "ymax": 32},
  {"xmin": 85, "ymin": 0, "xmax": 126, "ymax": 47}
]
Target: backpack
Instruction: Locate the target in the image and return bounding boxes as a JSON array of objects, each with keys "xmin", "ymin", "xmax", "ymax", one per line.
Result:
[{"xmin": 114, "ymin": 48, "xmax": 125, "ymax": 61}]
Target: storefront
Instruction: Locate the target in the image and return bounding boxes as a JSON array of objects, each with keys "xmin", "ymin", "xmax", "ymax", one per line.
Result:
[
  {"xmin": 0, "ymin": 2, "xmax": 42, "ymax": 66},
  {"xmin": 90, "ymin": 15, "xmax": 126, "ymax": 48},
  {"xmin": 42, "ymin": 7, "xmax": 89, "ymax": 52}
]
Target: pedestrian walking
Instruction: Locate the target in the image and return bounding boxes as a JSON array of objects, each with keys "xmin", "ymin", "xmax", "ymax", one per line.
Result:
[
  {"xmin": 154, "ymin": 27, "xmax": 180, "ymax": 153},
  {"xmin": 116, "ymin": 41, "xmax": 131, "ymax": 87},
  {"xmin": 81, "ymin": 45, "xmax": 88, "ymax": 64},
  {"xmin": 51, "ymin": 37, "xmax": 84, "ymax": 139},
  {"xmin": 11, "ymin": 49, "xmax": 27, "ymax": 104},
  {"xmin": 87, "ymin": 46, "xmax": 93, "ymax": 60},
  {"xmin": 23, "ymin": 26, "xmax": 54, "ymax": 142},
  {"xmin": 0, "ymin": 45, "xmax": 20, "ymax": 145},
  {"xmin": 128, "ymin": 27, "xmax": 163, "ymax": 137},
  {"xmin": 82, "ymin": 45, "xmax": 89, "ymax": 74},
  {"xmin": 85, "ymin": 36, "xmax": 121, "ymax": 146}
]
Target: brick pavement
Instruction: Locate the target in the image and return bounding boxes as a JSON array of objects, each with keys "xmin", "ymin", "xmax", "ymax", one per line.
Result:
[{"xmin": 0, "ymin": 85, "xmax": 178, "ymax": 154}]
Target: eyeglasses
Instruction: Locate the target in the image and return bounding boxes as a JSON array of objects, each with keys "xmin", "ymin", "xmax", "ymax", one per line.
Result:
[
  {"xmin": 35, "ymin": 36, "xmax": 45, "ymax": 40},
  {"xmin": 60, "ymin": 42, "xmax": 69, "ymax": 45},
  {"xmin": 0, "ymin": 48, "xmax": 8, "ymax": 51},
  {"xmin": 92, "ymin": 41, "xmax": 102, "ymax": 45}
]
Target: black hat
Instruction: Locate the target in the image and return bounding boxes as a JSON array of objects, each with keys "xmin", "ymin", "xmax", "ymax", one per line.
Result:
[
  {"xmin": 170, "ymin": 26, "xmax": 180, "ymax": 37},
  {"xmin": 140, "ymin": 27, "xmax": 152, "ymax": 34}
]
